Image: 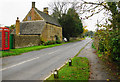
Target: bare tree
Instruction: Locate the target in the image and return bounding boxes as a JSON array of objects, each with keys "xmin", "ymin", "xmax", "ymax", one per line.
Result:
[
  {"xmin": 49, "ymin": 0, "xmax": 69, "ymax": 19},
  {"xmin": 49, "ymin": 0, "xmax": 109, "ymax": 21}
]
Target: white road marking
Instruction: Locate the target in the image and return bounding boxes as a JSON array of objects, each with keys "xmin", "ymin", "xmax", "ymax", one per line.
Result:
[
  {"xmin": 0, "ymin": 57, "xmax": 40, "ymax": 71},
  {"xmin": 1, "ymin": 49, "xmax": 62, "ymax": 71},
  {"xmin": 48, "ymin": 49, "xmax": 61, "ymax": 55}
]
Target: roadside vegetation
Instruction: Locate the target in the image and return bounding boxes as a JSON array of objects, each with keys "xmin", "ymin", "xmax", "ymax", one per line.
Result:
[
  {"xmin": 90, "ymin": 2, "xmax": 120, "ymax": 65},
  {"xmin": 92, "ymin": 42, "xmax": 120, "ymax": 79},
  {"xmin": 83, "ymin": 1, "xmax": 120, "ymax": 79},
  {"xmin": 46, "ymin": 57, "xmax": 89, "ymax": 80},
  {"xmin": 92, "ymin": 42, "xmax": 96, "ymax": 50}
]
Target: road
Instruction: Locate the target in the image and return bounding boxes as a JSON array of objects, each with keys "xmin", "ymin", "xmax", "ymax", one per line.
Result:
[{"xmin": 2, "ymin": 38, "xmax": 92, "ymax": 80}]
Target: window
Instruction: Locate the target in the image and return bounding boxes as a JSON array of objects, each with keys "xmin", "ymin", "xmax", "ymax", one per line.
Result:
[
  {"xmin": 5, "ymin": 32, "xmax": 8, "ymax": 47},
  {"xmin": 28, "ymin": 16, "xmax": 31, "ymax": 20},
  {"xmin": 0, "ymin": 32, "xmax": 2, "ymax": 48}
]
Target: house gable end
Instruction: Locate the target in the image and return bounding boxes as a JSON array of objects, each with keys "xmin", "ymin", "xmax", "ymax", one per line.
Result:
[{"xmin": 23, "ymin": 8, "xmax": 44, "ymax": 21}]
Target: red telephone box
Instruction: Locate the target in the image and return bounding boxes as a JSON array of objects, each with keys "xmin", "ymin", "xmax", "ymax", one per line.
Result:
[{"xmin": 0, "ymin": 27, "xmax": 10, "ymax": 50}]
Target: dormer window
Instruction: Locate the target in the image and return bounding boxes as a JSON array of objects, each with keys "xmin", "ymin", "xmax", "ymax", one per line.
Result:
[{"xmin": 28, "ymin": 16, "xmax": 31, "ymax": 20}]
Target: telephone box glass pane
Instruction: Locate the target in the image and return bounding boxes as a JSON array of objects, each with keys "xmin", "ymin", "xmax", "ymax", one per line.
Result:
[
  {"xmin": 0, "ymin": 32, "xmax": 2, "ymax": 48},
  {"xmin": 5, "ymin": 32, "xmax": 8, "ymax": 48}
]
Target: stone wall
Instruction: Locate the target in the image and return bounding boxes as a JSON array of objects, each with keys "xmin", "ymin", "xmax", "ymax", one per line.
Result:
[
  {"xmin": 41, "ymin": 23, "xmax": 62, "ymax": 42},
  {"xmin": 13, "ymin": 34, "xmax": 40, "ymax": 48}
]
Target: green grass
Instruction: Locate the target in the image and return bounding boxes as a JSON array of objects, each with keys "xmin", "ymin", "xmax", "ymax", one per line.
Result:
[
  {"xmin": 92, "ymin": 42, "xmax": 96, "ymax": 49},
  {"xmin": 46, "ymin": 57, "xmax": 89, "ymax": 80},
  {"xmin": 1, "ymin": 44, "xmax": 62, "ymax": 57}
]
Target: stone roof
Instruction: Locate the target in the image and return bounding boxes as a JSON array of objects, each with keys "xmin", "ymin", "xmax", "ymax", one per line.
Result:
[
  {"xmin": 11, "ymin": 21, "xmax": 45, "ymax": 35},
  {"xmin": 35, "ymin": 8, "xmax": 61, "ymax": 27}
]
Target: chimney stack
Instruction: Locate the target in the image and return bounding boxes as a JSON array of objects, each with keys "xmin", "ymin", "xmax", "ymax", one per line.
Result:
[
  {"xmin": 16, "ymin": 17, "xmax": 20, "ymax": 35},
  {"xmin": 32, "ymin": 2, "xmax": 35, "ymax": 8},
  {"xmin": 43, "ymin": 7, "xmax": 48, "ymax": 15}
]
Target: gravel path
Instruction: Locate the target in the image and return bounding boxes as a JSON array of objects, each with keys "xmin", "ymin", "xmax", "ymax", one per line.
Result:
[{"xmin": 77, "ymin": 40, "xmax": 117, "ymax": 80}]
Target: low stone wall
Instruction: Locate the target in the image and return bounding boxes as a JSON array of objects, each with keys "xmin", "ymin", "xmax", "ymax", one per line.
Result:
[{"xmin": 13, "ymin": 34, "xmax": 40, "ymax": 48}]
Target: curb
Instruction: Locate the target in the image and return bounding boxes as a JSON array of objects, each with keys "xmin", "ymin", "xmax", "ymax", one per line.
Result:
[{"xmin": 44, "ymin": 60, "xmax": 68, "ymax": 80}]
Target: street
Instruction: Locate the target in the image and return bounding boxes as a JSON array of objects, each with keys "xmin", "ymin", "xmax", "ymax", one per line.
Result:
[{"xmin": 2, "ymin": 38, "xmax": 92, "ymax": 80}]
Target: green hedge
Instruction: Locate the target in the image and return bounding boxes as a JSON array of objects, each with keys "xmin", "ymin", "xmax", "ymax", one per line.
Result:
[
  {"xmin": 95, "ymin": 30, "xmax": 120, "ymax": 63},
  {"xmin": 44, "ymin": 40, "xmax": 62, "ymax": 45}
]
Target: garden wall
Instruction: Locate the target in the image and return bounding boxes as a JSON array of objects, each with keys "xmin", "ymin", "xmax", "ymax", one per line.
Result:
[{"xmin": 13, "ymin": 34, "xmax": 41, "ymax": 48}]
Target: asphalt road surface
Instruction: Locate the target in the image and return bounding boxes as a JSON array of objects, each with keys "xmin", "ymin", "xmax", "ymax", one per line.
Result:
[{"xmin": 2, "ymin": 38, "xmax": 92, "ymax": 80}]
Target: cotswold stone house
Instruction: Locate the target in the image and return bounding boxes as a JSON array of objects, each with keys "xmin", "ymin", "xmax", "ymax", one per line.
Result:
[{"xmin": 12, "ymin": 2, "xmax": 62, "ymax": 48}]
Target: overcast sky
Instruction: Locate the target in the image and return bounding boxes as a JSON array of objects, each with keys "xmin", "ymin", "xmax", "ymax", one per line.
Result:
[{"xmin": 0, "ymin": 0, "xmax": 106, "ymax": 31}]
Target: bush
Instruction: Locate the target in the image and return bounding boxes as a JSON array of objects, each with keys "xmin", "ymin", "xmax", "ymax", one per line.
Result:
[
  {"xmin": 99, "ymin": 39, "xmax": 105, "ymax": 52},
  {"xmin": 95, "ymin": 30, "xmax": 120, "ymax": 63},
  {"xmin": 56, "ymin": 40, "xmax": 62, "ymax": 44},
  {"xmin": 92, "ymin": 43, "xmax": 96, "ymax": 49},
  {"xmin": 109, "ymin": 34, "xmax": 120, "ymax": 62},
  {"xmin": 44, "ymin": 40, "xmax": 62, "ymax": 46},
  {"xmin": 44, "ymin": 41, "xmax": 56, "ymax": 45}
]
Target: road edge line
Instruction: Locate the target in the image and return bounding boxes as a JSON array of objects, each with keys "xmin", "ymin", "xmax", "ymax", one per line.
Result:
[{"xmin": 74, "ymin": 40, "xmax": 92, "ymax": 57}]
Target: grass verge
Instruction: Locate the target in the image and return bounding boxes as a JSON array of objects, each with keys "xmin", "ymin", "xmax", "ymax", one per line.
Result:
[
  {"xmin": 46, "ymin": 57, "xmax": 89, "ymax": 80},
  {"xmin": 1, "ymin": 44, "xmax": 62, "ymax": 57}
]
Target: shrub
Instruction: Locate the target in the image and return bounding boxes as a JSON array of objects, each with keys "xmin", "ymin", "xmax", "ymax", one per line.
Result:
[
  {"xmin": 95, "ymin": 30, "xmax": 120, "ymax": 63},
  {"xmin": 56, "ymin": 40, "xmax": 62, "ymax": 44},
  {"xmin": 109, "ymin": 34, "xmax": 120, "ymax": 62},
  {"xmin": 44, "ymin": 41, "xmax": 57, "ymax": 45},
  {"xmin": 99, "ymin": 39, "xmax": 105, "ymax": 52},
  {"xmin": 92, "ymin": 42, "xmax": 96, "ymax": 49}
]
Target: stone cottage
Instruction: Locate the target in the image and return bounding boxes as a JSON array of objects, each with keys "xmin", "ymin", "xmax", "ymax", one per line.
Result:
[{"xmin": 12, "ymin": 2, "xmax": 62, "ymax": 48}]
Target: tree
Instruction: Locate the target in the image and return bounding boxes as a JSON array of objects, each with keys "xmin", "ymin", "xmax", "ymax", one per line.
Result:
[
  {"xmin": 49, "ymin": 1, "xmax": 69, "ymax": 19},
  {"xmin": 59, "ymin": 8, "xmax": 83, "ymax": 41},
  {"xmin": 9, "ymin": 25, "xmax": 15, "ymax": 30},
  {"xmin": 84, "ymin": 31, "xmax": 94, "ymax": 37},
  {"xmin": 83, "ymin": 26, "xmax": 88, "ymax": 34}
]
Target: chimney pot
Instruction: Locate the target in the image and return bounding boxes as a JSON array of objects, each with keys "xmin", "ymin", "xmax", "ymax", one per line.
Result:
[
  {"xmin": 17, "ymin": 17, "xmax": 19, "ymax": 20},
  {"xmin": 32, "ymin": 2, "xmax": 35, "ymax": 8},
  {"xmin": 43, "ymin": 7, "xmax": 48, "ymax": 15}
]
